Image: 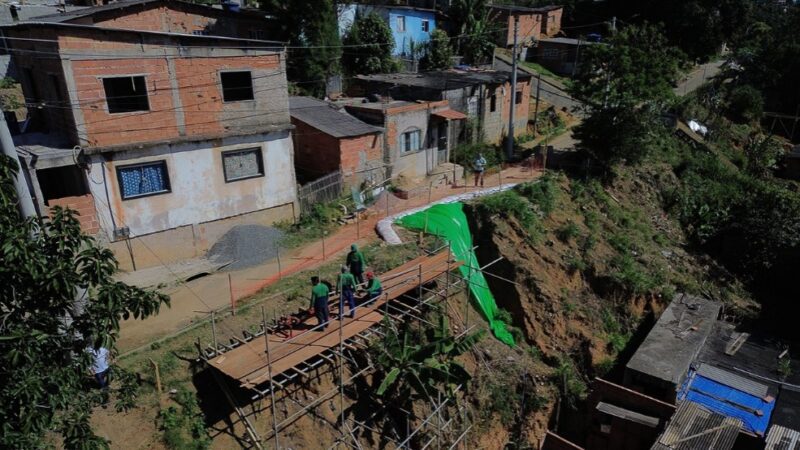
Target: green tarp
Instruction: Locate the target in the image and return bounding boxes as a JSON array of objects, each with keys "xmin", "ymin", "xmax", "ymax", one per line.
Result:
[{"xmin": 397, "ymin": 202, "xmax": 515, "ymax": 346}]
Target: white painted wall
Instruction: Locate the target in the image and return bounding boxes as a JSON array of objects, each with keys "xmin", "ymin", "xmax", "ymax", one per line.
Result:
[{"xmin": 87, "ymin": 130, "xmax": 297, "ymax": 240}]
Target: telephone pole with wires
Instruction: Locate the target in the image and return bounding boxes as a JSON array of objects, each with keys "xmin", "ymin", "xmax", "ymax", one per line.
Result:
[{"xmin": 506, "ymin": 14, "xmax": 519, "ymax": 160}]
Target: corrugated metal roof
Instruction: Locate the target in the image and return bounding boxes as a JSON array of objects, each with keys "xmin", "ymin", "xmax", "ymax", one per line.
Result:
[
  {"xmin": 289, "ymin": 96, "xmax": 382, "ymax": 138},
  {"xmin": 696, "ymin": 363, "xmax": 769, "ymax": 398},
  {"xmin": 766, "ymin": 424, "xmax": 800, "ymax": 450},
  {"xmin": 653, "ymin": 401, "xmax": 741, "ymax": 450},
  {"xmin": 596, "ymin": 401, "xmax": 660, "ymax": 428}
]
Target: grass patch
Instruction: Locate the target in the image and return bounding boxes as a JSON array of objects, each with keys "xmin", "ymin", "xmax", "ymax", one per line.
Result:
[{"xmin": 556, "ymin": 220, "xmax": 580, "ymax": 243}]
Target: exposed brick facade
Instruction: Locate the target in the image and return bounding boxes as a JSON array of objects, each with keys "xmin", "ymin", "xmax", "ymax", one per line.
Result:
[
  {"xmin": 62, "ymin": 0, "xmax": 268, "ymax": 39},
  {"xmin": 541, "ymin": 7, "xmax": 563, "ymax": 37},
  {"xmin": 48, "ymin": 194, "xmax": 100, "ymax": 235},
  {"xmin": 291, "ymin": 117, "xmax": 383, "ymax": 184},
  {"xmin": 493, "ymin": 9, "xmax": 542, "ymax": 46}
]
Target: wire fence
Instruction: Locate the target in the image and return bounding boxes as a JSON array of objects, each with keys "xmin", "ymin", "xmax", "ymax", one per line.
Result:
[{"xmin": 297, "ymin": 170, "xmax": 344, "ymax": 215}]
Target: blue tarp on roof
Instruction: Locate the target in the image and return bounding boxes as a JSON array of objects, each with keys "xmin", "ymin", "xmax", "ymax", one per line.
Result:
[{"xmin": 678, "ymin": 369, "xmax": 775, "ymax": 435}]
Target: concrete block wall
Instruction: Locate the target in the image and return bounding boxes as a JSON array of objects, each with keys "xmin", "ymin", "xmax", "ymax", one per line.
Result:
[{"xmin": 48, "ymin": 194, "xmax": 100, "ymax": 235}]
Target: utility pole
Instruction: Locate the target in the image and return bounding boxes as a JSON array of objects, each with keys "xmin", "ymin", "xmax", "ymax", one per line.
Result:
[
  {"xmin": 533, "ymin": 73, "xmax": 542, "ymax": 135},
  {"xmin": 506, "ymin": 14, "xmax": 519, "ymax": 160},
  {"xmin": 611, "ymin": 16, "xmax": 617, "ymax": 33},
  {"xmin": 572, "ymin": 38, "xmax": 582, "ymax": 78},
  {"xmin": 1, "ymin": 112, "xmax": 35, "ymax": 218}
]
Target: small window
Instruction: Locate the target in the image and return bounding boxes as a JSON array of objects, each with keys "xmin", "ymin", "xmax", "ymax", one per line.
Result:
[
  {"xmin": 249, "ymin": 29, "xmax": 266, "ymax": 40},
  {"xmin": 221, "ymin": 71, "xmax": 254, "ymax": 102},
  {"xmin": 515, "ymin": 91, "xmax": 523, "ymax": 104},
  {"xmin": 222, "ymin": 148, "xmax": 264, "ymax": 182},
  {"xmin": 399, "ymin": 129, "xmax": 421, "ymax": 153},
  {"xmin": 103, "ymin": 76, "xmax": 149, "ymax": 114},
  {"xmin": 543, "ymin": 48, "xmax": 560, "ymax": 59},
  {"xmin": 117, "ymin": 161, "xmax": 170, "ymax": 200},
  {"xmin": 490, "ymin": 94, "xmax": 497, "ymax": 112},
  {"xmin": 396, "ymin": 16, "xmax": 406, "ymax": 32},
  {"xmin": 192, "ymin": 30, "xmax": 208, "ymax": 36},
  {"xmin": 421, "ymin": 19, "xmax": 430, "ymax": 33}
]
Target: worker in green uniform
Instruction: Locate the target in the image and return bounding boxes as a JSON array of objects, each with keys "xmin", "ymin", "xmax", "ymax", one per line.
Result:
[
  {"xmin": 309, "ymin": 276, "xmax": 330, "ymax": 330},
  {"xmin": 362, "ymin": 271, "xmax": 383, "ymax": 307},
  {"xmin": 346, "ymin": 244, "xmax": 367, "ymax": 285},
  {"xmin": 337, "ymin": 266, "xmax": 357, "ymax": 319}
]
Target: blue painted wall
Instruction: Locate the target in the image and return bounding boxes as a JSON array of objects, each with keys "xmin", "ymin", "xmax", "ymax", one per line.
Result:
[
  {"xmin": 338, "ymin": 5, "xmax": 436, "ymax": 58},
  {"xmin": 386, "ymin": 8, "xmax": 436, "ymax": 57}
]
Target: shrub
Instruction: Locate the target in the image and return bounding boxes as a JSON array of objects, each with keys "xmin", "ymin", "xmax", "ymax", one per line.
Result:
[
  {"xmin": 556, "ymin": 220, "xmax": 580, "ymax": 242},
  {"xmin": 516, "ymin": 173, "xmax": 558, "ymax": 216},
  {"xmin": 728, "ymin": 84, "xmax": 764, "ymax": 123},
  {"xmin": 553, "ymin": 357, "xmax": 588, "ymax": 408},
  {"xmin": 158, "ymin": 388, "xmax": 210, "ymax": 450}
]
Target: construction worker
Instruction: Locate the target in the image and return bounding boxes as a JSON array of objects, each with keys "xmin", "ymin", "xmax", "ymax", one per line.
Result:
[
  {"xmin": 473, "ymin": 152, "xmax": 487, "ymax": 187},
  {"xmin": 337, "ymin": 265, "xmax": 357, "ymax": 319},
  {"xmin": 362, "ymin": 271, "xmax": 383, "ymax": 306},
  {"xmin": 309, "ymin": 276, "xmax": 330, "ymax": 330},
  {"xmin": 346, "ymin": 244, "xmax": 367, "ymax": 285}
]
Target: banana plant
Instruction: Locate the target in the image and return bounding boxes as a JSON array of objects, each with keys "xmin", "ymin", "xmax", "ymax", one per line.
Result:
[{"xmin": 373, "ymin": 315, "xmax": 485, "ymax": 403}]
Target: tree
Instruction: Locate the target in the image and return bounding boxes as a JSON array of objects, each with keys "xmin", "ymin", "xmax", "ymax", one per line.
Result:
[
  {"xmin": 262, "ymin": 0, "xmax": 341, "ymax": 97},
  {"xmin": 449, "ymin": 0, "xmax": 496, "ymax": 65},
  {"xmin": 570, "ymin": 24, "xmax": 682, "ymax": 165},
  {"xmin": 728, "ymin": 85, "xmax": 764, "ymax": 124},
  {"xmin": 420, "ymin": 29, "xmax": 454, "ymax": 71},
  {"xmin": 341, "ymin": 12, "xmax": 398, "ymax": 75},
  {"xmin": 0, "ymin": 156, "xmax": 169, "ymax": 448}
]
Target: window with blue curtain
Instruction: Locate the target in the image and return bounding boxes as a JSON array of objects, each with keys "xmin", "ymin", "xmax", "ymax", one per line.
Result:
[{"xmin": 117, "ymin": 161, "xmax": 170, "ymax": 200}]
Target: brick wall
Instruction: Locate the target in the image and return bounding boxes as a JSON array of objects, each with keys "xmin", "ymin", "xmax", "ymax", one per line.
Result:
[
  {"xmin": 81, "ymin": 3, "xmax": 267, "ymax": 39},
  {"xmin": 60, "ymin": 31, "xmax": 285, "ymax": 148},
  {"xmin": 291, "ymin": 118, "xmax": 342, "ymax": 181},
  {"xmin": 339, "ymin": 133, "xmax": 382, "ymax": 176},
  {"xmin": 48, "ymin": 194, "xmax": 100, "ymax": 235},
  {"xmin": 504, "ymin": 12, "xmax": 541, "ymax": 46},
  {"xmin": 542, "ymin": 8, "xmax": 563, "ymax": 37}
]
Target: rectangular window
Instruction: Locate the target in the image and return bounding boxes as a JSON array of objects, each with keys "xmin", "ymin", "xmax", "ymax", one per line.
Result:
[
  {"xmin": 396, "ymin": 16, "xmax": 405, "ymax": 32},
  {"xmin": 421, "ymin": 19, "xmax": 430, "ymax": 33},
  {"xmin": 249, "ymin": 29, "xmax": 266, "ymax": 40},
  {"xmin": 490, "ymin": 94, "xmax": 497, "ymax": 112},
  {"xmin": 543, "ymin": 48, "xmax": 560, "ymax": 59},
  {"xmin": 221, "ymin": 71, "xmax": 254, "ymax": 102},
  {"xmin": 515, "ymin": 91, "xmax": 523, "ymax": 104},
  {"xmin": 117, "ymin": 161, "xmax": 170, "ymax": 200},
  {"xmin": 400, "ymin": 129, "xmax": 421, "ymax": 153},
  {"xmin": 222, "ymin": 147, "xmax": 264, "ymax": 182},
  {"xmin": 103, "ymin": 76, "xmax": 149, "ymax": 114},
  {"xmin": 192, "ymin": 30, "xmax": 208, "ymax": 36}
]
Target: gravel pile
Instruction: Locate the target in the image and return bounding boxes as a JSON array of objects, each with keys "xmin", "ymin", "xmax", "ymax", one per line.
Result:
[{"xmin": 207, "ymin": 225, "xmax": 285, "ymax": 270}]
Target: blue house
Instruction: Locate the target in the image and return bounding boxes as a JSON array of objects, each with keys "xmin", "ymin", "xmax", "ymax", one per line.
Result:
[{"xmin": 338, "ymin": 4, "xmax": 437, "ymax": 58}]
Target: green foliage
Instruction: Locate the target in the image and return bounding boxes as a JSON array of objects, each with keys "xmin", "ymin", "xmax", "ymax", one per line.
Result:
[
  {"xmin": 452, "ymin": 142, "xmax": 499, "ymax": 169},
  {"xmin": 743, "ymin": 134, "xmax": 783, "ymax": 178},
  {"xmin": 728, "ymin": 85, "xmax": 764, "ymax": 123},
  {"xmin": 420, "ymin": 29, "xmax": 453, "ymax": 71},
  {"xmin": 553, "ymin": 357, "xmax": 587, "ymax": 408},
  {"xmin": 276, "ymin": 201, "xmax": 344, "ymax": 248},
  {"xmin": 609, "ymin": 254, "xmax": 659, "ymax": 295},
  {"xmin": 595, "ymin": 357, "xmax": 615, "ymax": 377},
  {"xmin": 262, "ymin": 0, "xmax": 341, "ymax": 96},
  {"xmin": 565, "ymin": 254, "xmax": 587, "ymax": 274},
  {"xmin": 515, "ymin": 173, "xmax": 558, "ymax": 216},
  {"xmin": 0, "ymin": 77, "xmax": 17, "ymax": 88},
  {"xmin": 158, "ymin": 388, "xmax": 210, "ymax": 450},
  {"xmin": 342, "ymin": 13, "xmax": 399, "ymax": 75},
  {"xmin": 0, "ymin": 155, "xmax": 169, "ymax": 448},
  {"xmin": 475, "ymin": 363, "xmax": 547, "ymax": 428},
  {"xmin": 372, "ymin": 315, "xmax": 484, "ymax": 404},
  {"xmin": 556, "ymin": 220, "xmax": 580, "ymax": 243},
  {"xmin": 449, "ymin": 0, "xmax": 496, "ymax": 64},
  {"xmin": 570, "ymin": 24, "xmax": 682, "ymax": 166},
  {"xmin": 778, "ymin": 357, "xmax": 792, "ymax": 381}
]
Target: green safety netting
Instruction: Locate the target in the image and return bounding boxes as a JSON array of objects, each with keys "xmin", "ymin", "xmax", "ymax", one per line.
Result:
[{"xmin": 397, "ymin": 202, "xmax": 515, "ymax": 346}]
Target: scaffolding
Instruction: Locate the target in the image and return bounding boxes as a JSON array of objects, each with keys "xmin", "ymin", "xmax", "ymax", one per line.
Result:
[{"xmin": 195, "ymin": 245, "xmax": 492, "ymax": 449}]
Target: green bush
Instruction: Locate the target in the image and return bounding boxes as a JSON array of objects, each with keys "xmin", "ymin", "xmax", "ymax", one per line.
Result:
[
  {"xmin": 516, "ymin": 173, "xmax": 558, "ymax": 216},
  {"xmin": 556, "ymin": 221, "xmax": 580, "ymax": 242},
  {"xmin": 553, "ymin": 357, "xmax": 588, "ymax": 408},
  {"xmin": 728, "ymin": 84, "xmax": 764, "ymax": 123},
  {"xmin": 158, "ymin": 388, "xmax": 210, "ymax": 450}
]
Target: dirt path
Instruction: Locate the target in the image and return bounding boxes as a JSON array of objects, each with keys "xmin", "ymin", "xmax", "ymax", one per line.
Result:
[{"xmin": 117, "ymin": 165, "xmax": 540, "ymax": 352}]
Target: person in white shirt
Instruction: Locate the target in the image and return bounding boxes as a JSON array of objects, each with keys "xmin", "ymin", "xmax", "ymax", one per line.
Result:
[{"xmin": 89, "ymin": 347, "xmax": 110, "ymax": 390}]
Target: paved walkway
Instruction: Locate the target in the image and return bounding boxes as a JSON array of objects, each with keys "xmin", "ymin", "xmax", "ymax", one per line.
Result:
[{"xmin": 118, "ymin": 164, "xmax": 541, "ymax": 352}]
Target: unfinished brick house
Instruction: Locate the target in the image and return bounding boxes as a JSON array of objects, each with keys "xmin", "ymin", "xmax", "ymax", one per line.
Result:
[
  {"xmin": 3, "ymin": 0, "xmax": 298, "ymax": 270},
  {"xmin": 489, "ymin": 4, "xmax": 563, "ymax": 50},
  {"xmin": 289, "ymin": 96, "xmax": 384, "ymax": 187}
]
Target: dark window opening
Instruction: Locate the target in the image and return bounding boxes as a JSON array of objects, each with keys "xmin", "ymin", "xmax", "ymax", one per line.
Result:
[
  {"xmin": 103, "ymin": 76, "xmax": 149, "ymax": 113},
  {"xmin": 515, "ymin": 91, "xmax": 523, "ymax": 104},
  {"xmin": 116, "ymin": 161, "xmax": 170, "ymax": 200},
  {"xmin": 421, "ymin": 20, "xmax": 430, "ymax": 33},
  {"xmin": 221, "ymin": 71, "xmax": 254, "ymax": 102},
  {"xmin": 490, "ymin": 94, "xmax": 497, "ymax": 112},
  {"xmin": 222, "ymin": 148, "xmax": 264, "ymax": 182},
  {"xmin": 49, "ymin": 75, "xmax": 64, "ymax": 106},
  {"xmin": 38, "ymin": 166, "xmax": 88, "ymax": 204},
  {"xmin": 23, "ymin": 68, "xmax": 40, "ymax": 102}
]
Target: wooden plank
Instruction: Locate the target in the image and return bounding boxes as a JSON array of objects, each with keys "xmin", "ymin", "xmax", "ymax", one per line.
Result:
[{"xmin": 211, "ymin": 251, "xmax": 460, "ymax": 389}]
